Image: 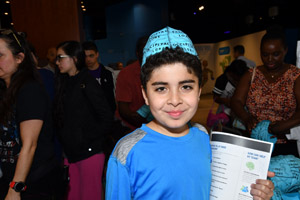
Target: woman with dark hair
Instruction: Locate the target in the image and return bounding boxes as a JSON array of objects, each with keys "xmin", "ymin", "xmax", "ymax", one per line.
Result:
[
  {"xmin": 231, "ymin": 28, "xmax": 300, "ymax": 157},
  {"xmin": 53, "ymin": 41, "xmax": 113, "ymax": 200},
  {"xmin": 0, "ymin": 29, "xmax": 60, "ymax": 199}
]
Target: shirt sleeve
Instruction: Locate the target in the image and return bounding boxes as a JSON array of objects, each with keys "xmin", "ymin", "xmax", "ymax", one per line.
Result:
[
  {"xmin": 16, "ymin": 81, "xmax": 48, "ymax": 123},
  {"xmin": 105, "ymin": 156, "xmax": 132, "ymax": 200}
]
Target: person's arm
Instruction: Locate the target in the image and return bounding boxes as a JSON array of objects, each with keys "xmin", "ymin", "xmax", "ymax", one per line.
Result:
[
  {"xmin": 118, "ymin": 102, "xmax": 147, "ymax": 127},
  {"xmin": 231, "ymin": 71, "xmax": 257, "ymax": 132},
  {"xmin": 250, "ymin": 171, "xmax": 275, "ymax": 200},
  {"xmin": 5, "ymin": 120, "xmax": 43, "ymax": 200},
  {"xmin": 213, "ymin": 93, "xmax": 231, "ymax": 108},
  {"xmin": 105, "ymin": 156, "xmax": 132, "ymax": 200},
  {"xmin": 269, "ymin": 76, "xmax": 300, "ymax": 134}
]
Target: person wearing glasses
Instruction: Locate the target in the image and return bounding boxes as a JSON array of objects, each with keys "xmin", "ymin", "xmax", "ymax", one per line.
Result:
[
  {"xmin": 0, "ymin": 29, "xmax": 61, "ymax": 199},
  {"xmin": 53, "ymin": 41, "xmax": 113, "ymax": 200}
]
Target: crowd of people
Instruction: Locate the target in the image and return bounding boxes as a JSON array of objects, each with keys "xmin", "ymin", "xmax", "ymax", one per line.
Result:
[{"xmin": 0, "ymin": 24, "xmax": 299, "ymax": 200}]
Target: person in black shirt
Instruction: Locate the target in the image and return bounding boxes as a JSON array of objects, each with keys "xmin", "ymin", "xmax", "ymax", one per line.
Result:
[
  {"xmin": 0, "ymin": 29, "xmax": 60, "ymax": 199},
  {"xmin": 53, "ymin": 41, "xmax": 113, "ymax": 199},
  {"xmin": 212, "ymin": 60, "xmax": 248, "ymax": 128}
]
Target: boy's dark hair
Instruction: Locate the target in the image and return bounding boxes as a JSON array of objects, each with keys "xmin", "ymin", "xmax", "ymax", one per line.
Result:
[
  {"xmin": 234, "ymin": 45, "xmax": 245, "ymax": 54},
  {"xmin": 82, "ymin": 41, "xmax": 98, "ymax": 53},
  {"xmin": 141, "ymin": 47, "xmax": 202, "ymax": 90}
]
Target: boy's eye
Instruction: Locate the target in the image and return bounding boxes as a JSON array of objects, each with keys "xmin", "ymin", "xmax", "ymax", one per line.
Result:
[
  {"xmin": 155, "ymin": 87, "xmax": 166, "ymax": 92},
  {"xmin": 182, "ymin": 85, "xmax": 193, "ymax": 90}
]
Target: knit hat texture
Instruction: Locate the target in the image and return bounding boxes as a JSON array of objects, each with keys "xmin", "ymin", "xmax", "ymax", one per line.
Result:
[{"xmin": 142, "ymin": 26, "xmax": 198, "ymax": 66}]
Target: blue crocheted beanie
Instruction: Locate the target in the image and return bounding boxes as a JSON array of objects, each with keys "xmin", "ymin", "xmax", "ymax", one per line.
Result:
[{"xmin": 141, "ymin": 26, "xmax": 198, "ymax": 66}]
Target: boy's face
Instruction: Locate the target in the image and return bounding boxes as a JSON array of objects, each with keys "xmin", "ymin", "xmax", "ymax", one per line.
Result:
[{"xmin": 142, "ymin": 63, "xmax": 201, "ymax": 136}]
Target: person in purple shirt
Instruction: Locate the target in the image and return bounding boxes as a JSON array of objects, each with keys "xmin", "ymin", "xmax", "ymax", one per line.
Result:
[{"xmin": 82, "ymin": 41, "xmax": 116, "ymax": 113}]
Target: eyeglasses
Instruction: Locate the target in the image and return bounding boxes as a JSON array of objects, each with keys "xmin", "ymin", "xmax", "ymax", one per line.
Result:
[
  {"xmin": 56, "ymin": 55, "xmax": 71, "ymax": 62},
  {"xmin": 0, "ymin": 29, "xmax": 23, "ymax": 49}
]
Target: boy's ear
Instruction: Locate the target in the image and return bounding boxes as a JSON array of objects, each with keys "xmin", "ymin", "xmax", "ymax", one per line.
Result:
[
  {"xmin": 198, "ymin": 88, "xmax": 202, "ymax": 100},
  {"xmin": 141, "ymin": 86, "xmax": 149, "ymax": 105}
]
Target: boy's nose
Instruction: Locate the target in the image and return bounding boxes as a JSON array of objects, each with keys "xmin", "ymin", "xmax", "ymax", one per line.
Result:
[{"xmin": 167, "ymin": 90, "xmax": 182, "ymax": 106}]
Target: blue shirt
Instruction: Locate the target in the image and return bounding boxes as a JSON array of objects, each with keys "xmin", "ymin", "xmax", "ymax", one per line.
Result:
[{"xmin": 106, "ymin": 123, "xmax": 212, "ymax": 200}]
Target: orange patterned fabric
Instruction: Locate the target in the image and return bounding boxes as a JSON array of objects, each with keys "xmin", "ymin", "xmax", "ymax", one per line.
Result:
[{"xmin": 246, "ymin": 65, "xmax": 300, "ymax": 123}]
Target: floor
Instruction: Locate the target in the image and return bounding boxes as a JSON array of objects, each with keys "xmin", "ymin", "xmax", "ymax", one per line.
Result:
[{"xmin": 191, "ymin": 93, "xmax": 217, "ymax": 131}]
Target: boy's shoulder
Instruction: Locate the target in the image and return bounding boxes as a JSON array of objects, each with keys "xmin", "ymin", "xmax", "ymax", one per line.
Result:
[
  {"xmin": 111, "ymin": 123, "xmax": 208, "ymax": 165},
  {"xmin": 190, "ymin": 122, "xmax": 208, "ymax": 135},
  {"xmin": 112, "ymin": 128, "xmax": 147, "ymax": 165}
]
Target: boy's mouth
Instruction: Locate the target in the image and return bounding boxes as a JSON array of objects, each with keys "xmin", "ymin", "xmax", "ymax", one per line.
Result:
[{"xmin": 167, "ymin": 111, "xmax": 183, "ymax": 117}]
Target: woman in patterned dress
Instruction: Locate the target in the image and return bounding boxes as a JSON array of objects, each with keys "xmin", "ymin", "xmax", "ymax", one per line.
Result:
[{"xmin": 231, "ymin": 28, "xmax": 300, "ymax": 157}]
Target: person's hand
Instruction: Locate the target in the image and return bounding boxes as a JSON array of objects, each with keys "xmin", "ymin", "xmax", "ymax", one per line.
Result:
[
  {"xmin": 269, "ymin": 122, "xmax": 290, "ymax": 143},
  {"xmin": 246, "ymin": 116, "xmax": 258, "ymax": 134},
  {"xmin": 268, "ymin": 121, "xmax": 289, "ymax": 135},
  {"xmin": 250, "ymin": 171, "xmax": 275, "ymax": 200},
  {"xmin": 5, "ymin": 188, "xmax": 21, "ymax": 200}
]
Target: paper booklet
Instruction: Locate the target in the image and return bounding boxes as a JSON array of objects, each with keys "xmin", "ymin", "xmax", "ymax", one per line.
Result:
[{"xmin": 209, "ymin": 131, "xmax": 273, "ymax": 200}]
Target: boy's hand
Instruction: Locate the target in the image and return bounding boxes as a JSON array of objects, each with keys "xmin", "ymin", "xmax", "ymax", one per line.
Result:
[{"xmin": 250, "ymin": 171, "xmax": 275, "ymax": 200}]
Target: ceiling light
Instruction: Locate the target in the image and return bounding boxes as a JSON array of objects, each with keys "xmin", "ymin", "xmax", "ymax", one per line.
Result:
[
  {"xmin": 11, "ymin": 22, "xmax": 14, "ymax": 25},
  {"xmin": 81, "ymin": 5, "xmax": 85, "ymax": 8},
  {"xmin": 82, "ymin": 8, "xmax": 86, "ymax": 11},
  {"xmin": 199, "ymin": 6, "xmax": 204, "ymax": 11},
  {"xmin": 5, "ymin": 1, "xmax": 10, "ymax": 3},
  {"xmin": 4, "ymin": 12, "xmax": 8, "ymax": 15}
]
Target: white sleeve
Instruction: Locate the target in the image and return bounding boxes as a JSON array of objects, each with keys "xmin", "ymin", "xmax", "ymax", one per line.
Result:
[
  {"xmin": 286, "ymin": 125, "xmax": 300, "ymax": 140},
  {"xmin": 286, "ymin": 125, "xmax": 300, "ymax": 156}
]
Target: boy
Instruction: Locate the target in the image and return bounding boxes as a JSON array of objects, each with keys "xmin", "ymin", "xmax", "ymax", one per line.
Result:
[{"xmin": 105, "ymin": 27, "xmax": 274, "ymax": 200}]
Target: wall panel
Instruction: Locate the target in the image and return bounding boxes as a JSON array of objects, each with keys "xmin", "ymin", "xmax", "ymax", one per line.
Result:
[{"xmin": 10, "ymin": 0, "xmax": 83, "ymax": 59}]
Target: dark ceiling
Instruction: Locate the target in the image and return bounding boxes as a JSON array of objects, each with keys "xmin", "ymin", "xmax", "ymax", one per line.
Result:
[
  {"xmin": 1, "ymin": 0, "xmax": 299, "ymax": 43},
  {"xmin": 83, "ymin": 0, "xmax": 300, "ymax": 43},
  {"xmin": 1, "ymin": 0, "xmax": 295, "ymax": 43},
  {"xmin": 168, "ymin": 0, "xmax": 300, "ymax": 43}
]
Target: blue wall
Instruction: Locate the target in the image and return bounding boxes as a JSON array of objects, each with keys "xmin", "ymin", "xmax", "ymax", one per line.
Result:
[{"xmin": 94, "ymin": 0, "xmax": 169, "ymax": 66}]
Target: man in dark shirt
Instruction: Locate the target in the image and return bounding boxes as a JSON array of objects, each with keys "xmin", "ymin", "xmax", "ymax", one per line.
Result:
[{"xmin": 82, "ymin": 41, "xmax": 116, "ymax": 113}]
